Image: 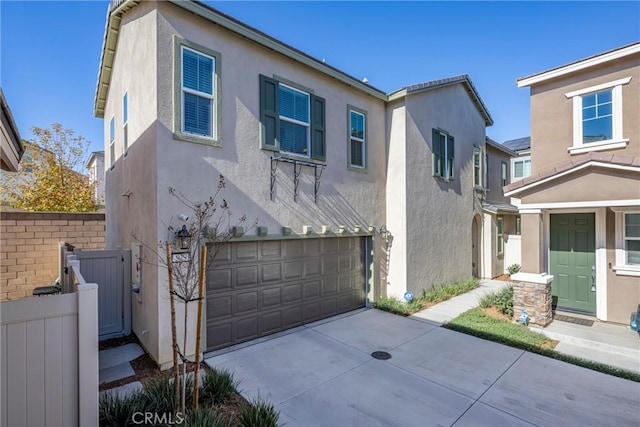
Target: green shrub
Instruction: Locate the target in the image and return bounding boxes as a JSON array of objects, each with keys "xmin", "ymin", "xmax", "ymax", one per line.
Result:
[
  {"xmin": 199, "ymin": 368, "xmax": 238, "ymax": 406},
  {"xmin": 240, "ymin": 398, "xmax": 280, "ymax": 427},
  {"xmin": 494, "ymin": 286, "xmax": 514, "ymax": 318},
  {"xmin": 478, "ymin": 292, "xmax": 496, "ymax": 309},
  {"xmin": 374, "ymin": 297, "xmax": 412, "ymax": 316},
  {"xmin": 507, "ymin": 263, "xmax": 521, "ymax": 275},
  {"xmin": 99, "ymin": 390, "xmax": 144, "ymax": 427},
  {"xmin": 142, "ymin": 375, "xmax": 193, "ymax": 415},
  {"xmin": 184, "ymin": 407, "xmax": 228, "ymax": 427}
]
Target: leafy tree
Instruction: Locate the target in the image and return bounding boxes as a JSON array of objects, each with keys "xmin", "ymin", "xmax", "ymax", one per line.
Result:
[{"xmin": 3, "ymin": 123, "xmax": 96, "ymax": 212}]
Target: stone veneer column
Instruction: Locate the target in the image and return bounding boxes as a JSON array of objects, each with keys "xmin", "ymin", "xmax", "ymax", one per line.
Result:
[{"xmin": 511, "ymin": 272, "xmax": 554, "ymax": 326}]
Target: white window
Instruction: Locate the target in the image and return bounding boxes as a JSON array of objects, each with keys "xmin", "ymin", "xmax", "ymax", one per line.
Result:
[
  {"xmin": 432, "ymin": 129, "xmax": 454, "ymax": 180},
  {"xmin": 349, "ymin": 109, "xmax": 366, "ymax": 169},
  {"xmin": 501, "ymin": 161, "xmax": 508, "ymax": 187},
  {"xmin": 614, "ymin": 211, "xmax": 640, "ymax": 276},
  {"xmin": 624, "ymin": 213, "xmax": 640, "ymax": 265},
  {"xmin": 279, "ymin": 84, "xmax": 310, "ymax": 156},
  {"xmin": 473, "ymin": 146, "xmax": 483, "ymax": 187},
  {"xmin": 123, "ymin": 92, "xmax": 129, "ymax": 152},
  {"xmin": 565, "ymin": 77, "xmax": 631, "ymax": 154},
  {"xmin": 511, "ymin": 156, "xmax": 531, "ymax": 181},
  {"xmin": 109, "ymin": 116, "xmax": 115, "ymax": 167},
  {"xmin": 181, "ymin": 46, "xmax": 215, "ymax": 138},
  {"xmin": 497, "ymin": 216, "xmax": 504, "ymax": 255}
]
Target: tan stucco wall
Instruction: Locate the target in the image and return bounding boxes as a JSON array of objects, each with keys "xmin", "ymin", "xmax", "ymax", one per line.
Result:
[
  {"xmin": 529, "ymin": 55, "xmax": 640, "ymax": 173},
  {"xmin": 103, "ymin": 3, "xmax": 160, "ymax": 360},
  {"xmin": 402, "ymin": 84, "xmax": 486, "ymax": 293},
  {"xmin": 520, "ymin": 167, "xmax": 640, "ymax": 204},
  {"xmin": 606, "ymin": 209, "xmax": 640, "ymax": 324},
  {"xmin": 485, "ymin": 144, "xmax": 511, "ymax": 204},
  {"xmin": 520, "ymin": 213, "xmax": 544, "ymax": 274}
]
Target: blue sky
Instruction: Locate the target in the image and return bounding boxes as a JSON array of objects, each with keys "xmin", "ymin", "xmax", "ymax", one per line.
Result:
[{"xmin": 2, "ymin": 1, "xmax": 639, "ymax": 160}]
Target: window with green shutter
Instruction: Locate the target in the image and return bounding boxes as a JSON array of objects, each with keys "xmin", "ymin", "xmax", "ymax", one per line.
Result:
[
  {"xmin": 432, "ymin": 128, "xmax": 454, "ymax": 180},
  {"xmin": 260, "ymin": 75, "xmax": 325, "ymax": 161}
]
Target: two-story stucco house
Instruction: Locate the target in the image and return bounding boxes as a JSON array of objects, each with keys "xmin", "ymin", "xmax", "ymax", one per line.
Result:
[
  {"xmin": 95, "ymin": 0, "xmax": 507, "ymax": 367},
  {"xmin": 506, "ymin": 42, "xmax": 640, "ymax": 325}
]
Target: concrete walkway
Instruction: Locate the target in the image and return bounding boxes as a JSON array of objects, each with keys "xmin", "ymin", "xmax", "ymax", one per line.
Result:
[
  {"xmin": 205, "ymin": 309, "xmax": 640, "ymax": 426},
  {"xmin": 410, "ymin": 279, "xmax": 509, "ymax": 325}
]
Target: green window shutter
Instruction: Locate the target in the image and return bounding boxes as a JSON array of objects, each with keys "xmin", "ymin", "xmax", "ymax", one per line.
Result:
[
  {"xmin": 260, "ymin": 75, "xmax": 279, "ymax": 151},
  {"xmin": 447, "ymin": 135, "xmax": 455, "ymax": 180},
  {"xmin": 432, "ymin": 128, "xmax": 441, "ymax": 177},
  {"xmin": 310, "ymin": 94, "xmax": 326, "ymax": 161}
]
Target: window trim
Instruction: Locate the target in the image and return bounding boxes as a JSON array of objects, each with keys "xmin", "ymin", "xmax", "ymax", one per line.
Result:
[
  {"xmin": 511, "ymin": 156, "xmax": 531, "ymax": 181},
  {"xmin": 565, "ymin": 77, "xmax": 631, "ymax": 155},
  {"xmin": 347, "ymin": 106, "xmax": 367, "ymax": 172},
  {"xmin": 278, "ymin": 82, "xmax": 311, "ymax": 157},
  {"xmin": 172, "ymin": 36, "xmax": 222, "ymax": 146},
  {"xmin": 123, "ymin": 92, "xmax": 129, "ymax": 154},
  {"xmin": 501, "ymin": 161, "xmax": 508, "ymax": 187},
  {"xmin": 432, "ymin": 129, "xmax": 454, "ymax": 181},
  {"xmin": 515, "ymin": 216, "xmax": 521, "ymax": 236},
  {"xmin": 109, "ymin": 115, "xmax": 115, "ymax": 167},
  {"xmin": 614, "ymin": 211, "xmax": 640, "ymax": 276},
  {"xmin": 472, "ymin": 145, "xmax": 483, "ymax": 188},
  {"xmin": 497, "ymin": 216, "xmax": 504, "ymax": 256}
]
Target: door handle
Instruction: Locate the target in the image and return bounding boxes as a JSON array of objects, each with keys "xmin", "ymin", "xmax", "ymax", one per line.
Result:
[{"xmin": 591, "ymin": 265, "xmax": 596, "ymax": 292}]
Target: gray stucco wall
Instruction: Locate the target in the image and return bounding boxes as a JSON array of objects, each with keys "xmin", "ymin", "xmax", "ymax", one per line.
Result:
[
  {"xmin": 403, "ymin": 85, "xmax": 487, "ymax": 294},
  {"xmin": 103, "ymin": 2, "xmax": 160, "ymax": 360}
]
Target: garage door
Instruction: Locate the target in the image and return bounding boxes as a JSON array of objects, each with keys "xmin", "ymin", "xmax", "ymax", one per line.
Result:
[{"xmin": 205, "ymin": 237, "xmax": 366, "ymax": 351}]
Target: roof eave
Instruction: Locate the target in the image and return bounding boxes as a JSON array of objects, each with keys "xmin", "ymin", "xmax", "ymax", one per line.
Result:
[
  {"xmin": 517, "ymin": 42, "xmax": 640, "ymax": 88},
  {"xmin": 485, "ymin": 138, "xmax": 516, "ymax": 157}
]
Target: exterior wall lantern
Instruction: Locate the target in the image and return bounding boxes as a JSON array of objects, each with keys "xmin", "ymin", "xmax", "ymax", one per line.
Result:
[{"xmin": 175, "ymin": 225, "xmax": 192, "ymax": 252}]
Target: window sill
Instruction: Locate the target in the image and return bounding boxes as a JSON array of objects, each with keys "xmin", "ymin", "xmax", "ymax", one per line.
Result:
[
  {"xmin": 612, "ymin": 266, "xmax": 640, "ymax": 277},
  {"xmin": 273, "ymin": 151, "xmax": 325, "ymax": 164},
  {"xmin": 173, "ymin": 132, "xmax": 221, "ymax": 147},
  {"xmin": 348, "ymin": 165, "xmax": 368, "ymax": 174},
  {"xmin": 568, "ymin": 138, "xmax": 628, "ymax": 155}
]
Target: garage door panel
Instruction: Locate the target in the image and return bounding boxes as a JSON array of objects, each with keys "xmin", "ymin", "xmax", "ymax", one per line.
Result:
[
  {"xmin": 322, "ymin": 256, "xmax": 339, "ymax": 274},
  {"xmin": 322, "ymin": 277, "xmax": 338, "ymax": 295},
  {"xmin": 261, "ymin": 263, "xmax": 282, "ymax": 283},
  {"xmin": 235, "ymin": 265, "xmax": 258, "ymax": 288},
  {"xmin": 284, "ymin": 240, "xmax": 302, "ymax": 257},
  {"xmin": 235, "ymin": 242, "xmax": 258, "ymax": 261},
  {"xmin": 236, "ymin": 318, "xmax": 258, "ymax": 341},
  {"xmin": 236, "ymin": 292, "xmax": 258, "ymax": 314},
  {"xmin": 283, "ymin": 307, "xmax": 302, "ymax": 327},
  {"xmin": 207, "ymin": 323, "xmax": 232, "ymax": 349},
  {"xmin": 303, "ymin": 259, "xmax": 321, "ymax": 277},
  {"xmin": 260, "ymin": 241, "xmax": 282, "ymax": 259},
  {"xmin": 261, "ymin": 287, "xmax": 282, "ymax": 308},
  {"xmin": 304, "ymin": 281, "xmax": 321, "ymax": 299},
  {"xmin": 207, "ymin": 295, "xmax": 232, "ymax": 320},
  {"xmin": 206, "ymin": 237, "xmax": 366, "ymax": 351},
  {"xmin": 283, "ymin": 284, "xmax": 302, "ymax": 303},
  {"xmin": 208, "ymin": 268, "xmax": 232, "ymax": 291},
  {"xmin": 284, "ymin": 261, "xmax": 302, "ymax": 279},
  {"xmin": 259, "ymin": 311, "xmax": 282, "ymax": 335},
  {"xmin": 303, "ymin": 239, "xmax": 322, "ymax": 256}
]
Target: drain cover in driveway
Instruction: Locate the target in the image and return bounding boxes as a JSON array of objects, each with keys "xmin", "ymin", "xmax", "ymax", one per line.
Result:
[{"xmin": 371, "ymin": 351, "xmax": 391, "ymax": 360}]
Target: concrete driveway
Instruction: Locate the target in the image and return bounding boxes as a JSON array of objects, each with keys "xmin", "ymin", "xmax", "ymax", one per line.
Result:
[{"xmin": 205, "ymin": 309, "xmax": 640, "ymax": 427}]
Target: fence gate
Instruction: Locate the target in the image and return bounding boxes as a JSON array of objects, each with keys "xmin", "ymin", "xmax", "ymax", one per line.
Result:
[{"xmin": 72, "ymin": 249, "xmax": 131, "ymax": 340}]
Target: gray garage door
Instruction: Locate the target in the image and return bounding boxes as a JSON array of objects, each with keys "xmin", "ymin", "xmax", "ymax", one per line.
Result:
[{"xmin": 205, "ymin": 237, "xmax": 366, "ymax": 351}]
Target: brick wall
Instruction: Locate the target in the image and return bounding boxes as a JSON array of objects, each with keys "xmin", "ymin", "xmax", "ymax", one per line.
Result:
[{"xmin": 0, "ymin": 211, "xmax": 105, "ymax": 300}]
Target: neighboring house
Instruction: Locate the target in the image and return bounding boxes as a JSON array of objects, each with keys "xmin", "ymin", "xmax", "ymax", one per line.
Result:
[
  {"xmin": 482, "ymin": 138, "xmax": 520, "ymax": 279},
  {"xmin": 0, "ymin": 88, "xmax": 24, "ymax": 172},
  {"xmin": 505, "ymin": 42, "xmax": 640, "ymax": 325},
  {"xmin": 503, "ymin": 136, "xmax": 531, "ymax": 182},
  {"xmin": 95, "ymin": 0, "xmax": 506, "ymax": 366},
  {"xmin": 86, "ymin": 151, "xmax": 105, "ymax": 205}
]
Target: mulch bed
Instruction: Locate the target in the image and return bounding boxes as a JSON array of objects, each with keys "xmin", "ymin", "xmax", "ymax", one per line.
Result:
[{"xmin": 493, "ymin": 274, "xmax": 512, "ymax": 282}]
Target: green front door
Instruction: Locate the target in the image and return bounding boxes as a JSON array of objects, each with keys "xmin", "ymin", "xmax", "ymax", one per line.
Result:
[{"xmin": 550, "ymin": 213, "xmax": 596, "ymax": 314}]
